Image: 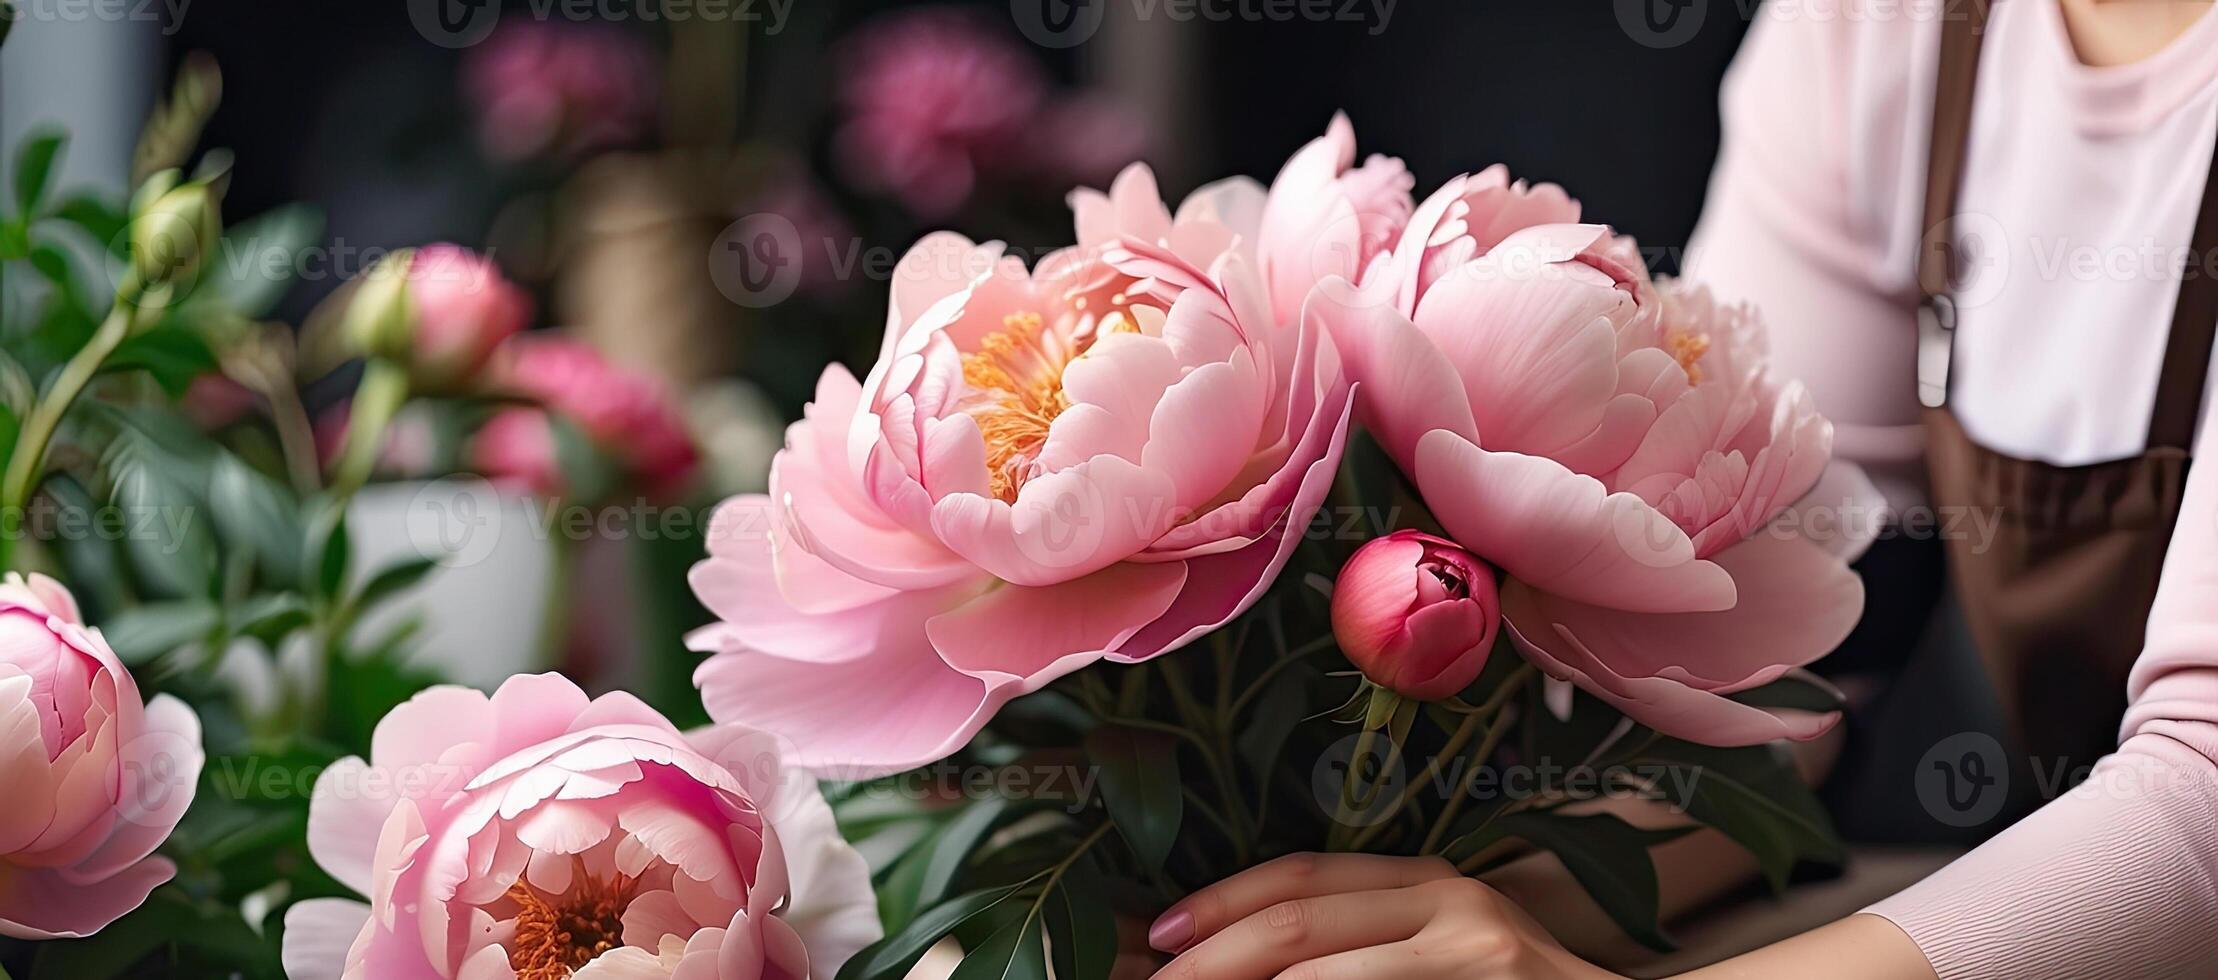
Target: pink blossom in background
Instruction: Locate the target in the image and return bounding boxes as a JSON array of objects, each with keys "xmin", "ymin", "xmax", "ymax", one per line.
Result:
[
  {"xmin": 281, "ymin": 673, "xmax": 880, "ymax": 979},
  {"xmin": 469, "ymin": 407, "xmax": 565, "ymax": 498},
  {"xmin": 463, "ymin": 23, "xmax": 658, "ymax": 163},
  {"xmin": 689, "ymin": 164, "xmax": 1355, "ymax": 777},
  {"xmin": 181, "ymin": 374, "xmax": 259, "ymax": 429},
  {"xmin": 489, "ymin": 336, "xmax": 699, "ymax": 498},
  {"xmin": 832, "ymin": 9, "xmax": 1045, "ymax": 217},
  {"xmin": 405, "ymin": 244, "xmax": 533, "ymax": 387},
  {"xmin": 1331, "ymin": 531, "xmax": 1501, "ymax": 701},
  {"xmin": 1314, "ymin": 160, "xmax": 1859, "ymax": 744},
  {"xmin": 0, "ymin": 574, "xmax": 203, "ymax": 940}
]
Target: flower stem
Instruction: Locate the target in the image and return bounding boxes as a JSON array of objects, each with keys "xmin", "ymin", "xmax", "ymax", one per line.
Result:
[
  {"xmin": 1418, "ymin": 665, "xmax": 1536, "ymax": 855},
  {"xmin": 1, "ymin": 282, "xmax": 144, "ymax": 568},
  {"xmin": 329, "ymin": 356, "xmax": 409, "ymax": 501}
]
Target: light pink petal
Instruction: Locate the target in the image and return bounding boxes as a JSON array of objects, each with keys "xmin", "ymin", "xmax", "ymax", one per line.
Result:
[
  {"xmin": 696, "ymin": 637, "xmax": 1004, "ymax": 781},
  {"xmin": 1415, "ymin": 430, "xmax": 1734, "ymax": 614},
  {"xmin": 925, "ymin": 562, "xmax": 1188, "ymax": 685},
  {"xmin": 1310, "ymin": 286, "xmax": 1477, "ymax": 471},
  {"xmin": 1142, "ymin": 352, "xmax": 1267, "ymax": 511},
  {"xmin": 283, "ymin": 898, "xmax": 374, "ymax": 980},
  {"xmin": 700, "ymin": 494, "xmax": 895, "ymax": 615},
  {"xmin": 929, "ymin": 455, "xmax": 1181, "ymax": 586},
  {"xmin": 1501, "ymin": 534, "xmax": 1860, "ymax": 746},
  {"xmin": 0, "ymin": 855, "xmax": 174, "ymax": 940},
  {"xmin": 67, "ymin": 693, "xmax": 201, "ymax": 880}
]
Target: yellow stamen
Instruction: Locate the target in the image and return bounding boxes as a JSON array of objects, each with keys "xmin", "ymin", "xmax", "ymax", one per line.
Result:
[
  {"xmin": 962, "ymin": 312, "xmax": 1071, "ymax": 502},
  {"xmin": 506, "ymin": 865, "xmax": 638, "ymax": 980},
  {"xmin": 1666, "ymin": 329, "xmax": 1710, "ymax": 385}
]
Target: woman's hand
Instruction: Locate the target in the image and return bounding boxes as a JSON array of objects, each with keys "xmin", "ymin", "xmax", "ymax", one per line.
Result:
[{"xmin": 1146, "ymin": 853, "xmax": 1625, "ymax": 979}]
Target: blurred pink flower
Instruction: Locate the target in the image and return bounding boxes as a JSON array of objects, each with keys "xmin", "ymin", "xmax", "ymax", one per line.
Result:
[
  {"xmin": 0, "ymin": 574, "xmax": 203, "ymax": 940},
  {"xmin": 1314, "ymin": 159, "xmax": 1859, "ymax": 744},
  {"xmin": 1332, "ymin": 531, "xmax": 1501, "ymax": 701},
  {"xmin": 833, "ymin": 9, "xmax": 1045, "ymax": 217},
  {"xmin": 281, "ymin": 674, "xmax": 880, "ymax": 980},
  {"xmin": 485, "ymin": 336, "xmax": 699, "ymax": 498},
  {"xmin": 181, "ymin": 374, "xmax": 258, "ymax": 429},
  {"xmin": 689, "ymin": 169, "xmax": 1354, "ymax": 777},
  {"xmin": 463, "ymin": 23, "xmax": 657, "ymax": 163},
  {"xmin": 407, "ymin": 244, "xmax": 533, "ymax": 386},
  {"xmin": 469, "ymin": 407, "xmax": 564, "ymax": 498}
]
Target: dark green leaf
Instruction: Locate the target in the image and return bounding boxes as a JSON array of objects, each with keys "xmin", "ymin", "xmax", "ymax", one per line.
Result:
[
  {"xmin": 1484, "ymin": 812, "xmax": 1685, "ymax": 953},
  {"xmin": 208, "ymin": 454, "xmax": 305, "ymax": 585},
  {"xmin": 917, "ymin": 798, "xmax": 1012, "ymax": 912},
  {"xmin": 1643, "ymin": 741, "xmax": 1844, "ymax": 893},
  {"xmin": 352, "ymin": 556, "xmax": 439, "ymax": 613},
  {"xmin": 1044, "ymin": 858, "xmax": 1116, "ymax": 980},
  {"xmin": 195, "ymin": 203, "xmax": 321, "ymax": 317},
  {"xmin": 837, "ymin": 885, "xmax": 1025, "ymax": 980},
  {"xmin": 51, "ymin": 193, "xmax": 129, "ymax": 255},
  {"xmin": 98, "ymin": 599, "xmax": 220, "ymax": 663},
  {"xmin": 949, "ymin": 908, "xmax": 1049, "ymax": 980},
  {"xmin": 230, "ymin": 592, "xmax": 311, "ymax": 641},
  {"xmin": 308, "ymin": 502, "xmax": 350, "ymax": 603},
  {"xmin": 108, "ymin": 459, "xmax": 216, "ymax": 599},
  {"xmin": 103, "ymin": 325, "xmax": 218, "ymax": 396},
  {"xmin": 14, "ymin": 130, "xmax": 65, "ymax": 216},
  {"xmin": 1084, "ymin": 726, "xmax": 1183, "ymax": 874}
]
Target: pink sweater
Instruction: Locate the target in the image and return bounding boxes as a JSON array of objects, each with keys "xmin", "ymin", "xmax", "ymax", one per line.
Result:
[{"xmin": 1686, "ymin": 4, "xmax": 2218, "ymax": 978}]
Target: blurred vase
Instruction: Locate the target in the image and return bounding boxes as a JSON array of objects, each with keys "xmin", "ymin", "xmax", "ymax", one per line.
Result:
[{"xmin": 342, "ymin": 480, "xmax": 554, "ymax": 691}]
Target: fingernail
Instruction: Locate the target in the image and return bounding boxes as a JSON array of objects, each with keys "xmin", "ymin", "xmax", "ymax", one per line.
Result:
[{"xmin": 1148, "ymin": 910, "xmax": 1195, "ymax": 953}]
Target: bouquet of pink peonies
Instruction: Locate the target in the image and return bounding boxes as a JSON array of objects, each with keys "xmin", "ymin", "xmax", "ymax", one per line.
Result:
[{"xmin": 688, "ymin": 114, "xmax": 1865, "ymax": 976}]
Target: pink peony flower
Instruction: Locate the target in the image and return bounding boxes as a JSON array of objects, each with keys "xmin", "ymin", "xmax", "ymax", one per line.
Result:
[
  {"xmin": 408, "ymin": 245, "xmax": 533, "ymax": 386},
  {"xmin": 1331, "ymin": 531, "xmax": 1501, "ymax": 701},
  {"xmin": 489, "ymin": 336, "xmax": 699, "ymax": 498},
  {"xmin": 281, "ymin": 673, "xmax": 880, "ymax": 980},
  {"xmin": 1317, "ymin": 158, "xmax": 1859, "ymax": 746},
  {"xmin": 1255, "ymin": 113, "xmax": 1415, "ymax": 325},
  {"xmin": 832, "ymin": 9, "xmax": 1045, "ymax": 218},
  {"xmin": 689, "ymin": 170, "xmax": 1355, "ymax": 777},
  {"xmin": 0, "ymin": 574, "xmax": 204, "ymax": 939},
  {"xmin": 182, "ymin": 374, "xmax": 259, "ymax": 429},
  {"xmin": 463, "ymin": 23, "xmax": 657, "ymax": 163}
]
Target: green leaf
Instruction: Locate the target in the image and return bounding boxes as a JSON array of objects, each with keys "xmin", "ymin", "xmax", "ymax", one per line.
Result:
[
  {"xmin": 195, "ymin": 203, "xmax": 321, "ymax": 317},
  {"xmin": 14, "ymin": 130, "xmax": 65, "ymax": 217},
  {"xmin": 352, "ymin": 555, "xmax": 439, "ymax": 612},
  {"xmin": 208, "ymin": 454, "xmax": 305, "ymax": 585},
  {"xmin": 108, "ymin": 459, "xmax": 217, "ymax": 599},
  {"xmin": 307, "ymin": 501, "xmax": 350, "ymax": 603},
  {"xmin": 98, "ymin": 599, "xmax": 220, "ymax": 663},
  {"xmin": 837, "ymin": 885, "xmax": 1025, "ymax": 980},
  {"xmin": 949, "ymin": 909, "xmax": 1049, "ymax": 980},
  {"xmin": 51, "ymin": 193, "xmax": 128, "ymax": 252},
  {"xmin": 917, "ymin": 798, "xmax": 1012, "ymax": 913},
  {"xmin": 1485, "ymin": 812, "xmax": 1685, "ymax": 953},
  {"xmin": 1084, "ymin": 725, "xmax": 1183, "ymax": 875},
  {"xmin": 103, "ymin": 325, "xmax": 218, "ymax": 397},
  {"xmin": 230, "ymin": 591, "xmax": 311, "ymax": 641},
  {"xmin": 1043, "ymin": 859, "xmax": 1116, "ymax": 980},
  {"xmin": 1644, "ymin": 741, "xmax": 1844, "ymax": 893}
]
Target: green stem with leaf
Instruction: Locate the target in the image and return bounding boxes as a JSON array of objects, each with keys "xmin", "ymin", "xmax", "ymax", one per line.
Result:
[
  {"xmin": 0, "ymin": 273, "xmax": 146, "ymax": 569},
  {"xmin": 328, "ymin": 356, "xmax": 408, "ymax": 501}
]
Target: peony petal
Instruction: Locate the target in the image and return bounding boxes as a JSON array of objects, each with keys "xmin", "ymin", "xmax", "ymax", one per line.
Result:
[
  {"xmin": 283, "ymin": 898, "xmax": 374, "ymax": 980},
  {"xmin": 925, "ymin": 562, "xmax": 1188, "ymax": 685},
  {"xmin": 1310, "ymin": 287, "xmax": 1477, "ymax": 472},
  {"xmin": 1415, "ymin": 430, "xmax": 1735, "ymax": 614},
  {"xmin": 695, "ymin": 640, "xmax": 1004, "ymax": 781},
  {"xmin": 929, "ymin": 455, "xmax": 1182, "ymax": 587},
  {"xmin": 0, "ymin": 855, "xmax": 174, "ymax": 940}
]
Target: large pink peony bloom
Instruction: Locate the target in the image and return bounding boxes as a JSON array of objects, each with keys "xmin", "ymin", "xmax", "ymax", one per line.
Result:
[
  {"xmin": 1320, "ymin": 165, "xmax": 1860, "ymax": 746},
  {"xmin": 1255, "ymin": 113, "xmax": 1415, "ymax": 325},
  {"xmin": 0, "ymin": 574, "xmax": 204, "ymax": 939},
  {"xmin": 690, "ymin": 171, "xmax": 1355, "ymax": 777},
  {"xmin": 282, "ymin": 674, "xmax": 879, "ymax": 980},
  {"xmin": 464, "ymin": 23, "xmax": 657, "ymax": 163}
]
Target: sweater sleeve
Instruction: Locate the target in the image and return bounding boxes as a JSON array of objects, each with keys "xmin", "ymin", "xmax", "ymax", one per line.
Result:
[
  {"xmin": 1861, "ymin": 410, "xmax": 2218, "ymax": 979},
  {"xmin": 1694, "ymin": 12, "xmax": 2218, "ymax": 979}
]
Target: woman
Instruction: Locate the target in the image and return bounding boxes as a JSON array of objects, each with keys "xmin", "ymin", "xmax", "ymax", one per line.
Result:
[{"xmin": 1152, "ymin": 1, "xmax": 2218, "ymax": 977}]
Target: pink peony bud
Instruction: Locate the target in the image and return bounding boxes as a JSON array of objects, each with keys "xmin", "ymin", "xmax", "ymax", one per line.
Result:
[
  {"xmin": 344, "ymin": 245, "xmax": 532, "ymax": 390},
  {"xmin": 1331, "ymin": 530, "xmax": 1502, "ymax": 701}
]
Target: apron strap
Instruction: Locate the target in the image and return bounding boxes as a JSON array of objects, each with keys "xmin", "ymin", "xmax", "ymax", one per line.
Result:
[
  {"xmin": 2146, "ymin": 127, "xmax": 2218, "ymax": 451},
  {"xmin": 1915, "ymin": 0, "xmax": 1993, "ymax": 409}
]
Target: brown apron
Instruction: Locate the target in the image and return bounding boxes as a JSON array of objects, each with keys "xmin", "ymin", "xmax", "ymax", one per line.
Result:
[{"xmin": 1919, "ymin": 0, "xmax": 2218, "ymax": 774}]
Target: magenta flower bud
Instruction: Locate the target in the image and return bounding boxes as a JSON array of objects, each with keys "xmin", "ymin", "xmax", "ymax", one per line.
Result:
[{"xmin": 1331, "ymin": 530, "xmax": 1502, "ymax": 701}]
